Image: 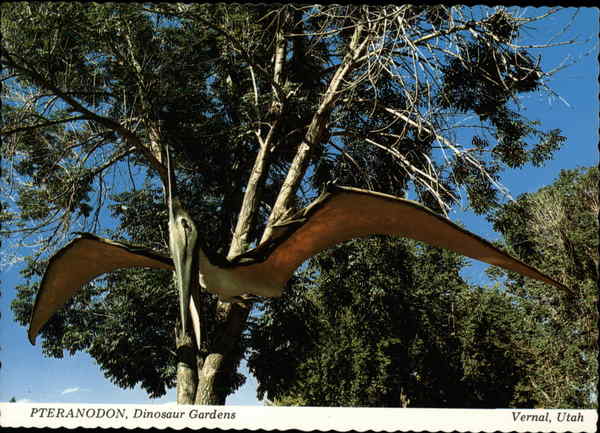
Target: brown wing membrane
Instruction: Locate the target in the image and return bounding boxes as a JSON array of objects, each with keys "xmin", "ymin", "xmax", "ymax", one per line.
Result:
[
  {"xmin": 28, "ymin": 233, "xmax": 173, "ymax": 345},
  {"xmin": 238, "ymin": 185, "xmax": 568, "ymax": 293}
]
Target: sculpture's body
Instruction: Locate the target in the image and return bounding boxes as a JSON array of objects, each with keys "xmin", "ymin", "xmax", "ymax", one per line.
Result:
[{"xmin": 28, "ymin": 183, "xmax": 569, "ymax": 347}]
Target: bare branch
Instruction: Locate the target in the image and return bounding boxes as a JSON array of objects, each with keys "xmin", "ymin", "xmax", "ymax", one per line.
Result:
[
  {"xmin": 227, "ymin": 10, "xmax": 290, "ymax": 258},
  {"xmin": 88, "ymin": 146, "xmax": 136, "ymax": 178},
  {"xmin": 1, "ymin": 48, "xmax": 168, "ymax": 184},
  {"xmin": 1, "ymin": 115, "xmax": 87, "ymax": 135},
  {"xmin": 261, "ymin": 20, "xmax": 370, "ymax": 242}
]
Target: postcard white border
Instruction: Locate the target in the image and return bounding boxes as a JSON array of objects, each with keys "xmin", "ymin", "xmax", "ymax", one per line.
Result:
[{"xmin": 0, "ymin": 404, "xmax": 597, "ymax": 432}]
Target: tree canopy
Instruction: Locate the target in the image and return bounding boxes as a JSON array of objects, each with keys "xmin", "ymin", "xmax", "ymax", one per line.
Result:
[
  {"xmin": 487, "ymin": 166, "xmax": 598, "ymax": 407},
  {"xmin": 1, "ymin": 4, "xmax": 581, "ymax": 405}
]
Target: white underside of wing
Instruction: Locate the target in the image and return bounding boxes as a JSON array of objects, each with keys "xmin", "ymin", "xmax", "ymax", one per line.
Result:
[{"xmin": 199, "ymin": 258, "xmax": 282, "ymax": 300}]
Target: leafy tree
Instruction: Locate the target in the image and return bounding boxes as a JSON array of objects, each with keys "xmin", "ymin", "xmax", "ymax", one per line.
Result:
[
  {"xmin": 487, "ymin": 166, "xmax": 598, "ymax": 408},
  {"xmin": 248, "ymin": 238, "xmax": 542, "ymax": 407},
  {"xmin": 250, "ymin": 168, "xmax": 597, "ymax": 408},
  {"xmin": 2, "ymin": 4, "xmax": 577, "ymax": 404}
]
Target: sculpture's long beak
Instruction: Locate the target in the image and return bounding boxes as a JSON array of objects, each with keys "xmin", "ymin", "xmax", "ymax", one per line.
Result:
[
  {"xmin": 169, "ymin": 199, "xmax": 199, "ymax": 334},
  {"xmin": 165, "ymin": 145, "xmax": 199, "ymax": 334}
]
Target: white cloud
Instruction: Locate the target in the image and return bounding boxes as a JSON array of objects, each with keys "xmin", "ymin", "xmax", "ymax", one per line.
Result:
[
  {"xmin": 17, "ymin": 398, "xmax": 34, "ymax": 403},
  {"xmin": 61, "ymin": 387, "xmax": 81, "ymax": 395}
]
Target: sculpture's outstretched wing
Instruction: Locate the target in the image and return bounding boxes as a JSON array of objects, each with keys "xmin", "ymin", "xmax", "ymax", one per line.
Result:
[
  {"xmin": 232, "ymin": 185, "xmax": 569, "ymax": 295},
  {"xmin": 28, "ymin": 233, "xmax": 173, "ymax": 345}
]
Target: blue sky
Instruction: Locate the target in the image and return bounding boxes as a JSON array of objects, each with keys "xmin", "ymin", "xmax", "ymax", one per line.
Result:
[{"xmin": 1, "ymin": 7, "xmax": 598, "ymax": 405}]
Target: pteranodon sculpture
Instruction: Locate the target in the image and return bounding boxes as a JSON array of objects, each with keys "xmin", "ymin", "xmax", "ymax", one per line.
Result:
[{"xmin": 27, "ymin": 183, "xmax": 569, "ymax": 346}]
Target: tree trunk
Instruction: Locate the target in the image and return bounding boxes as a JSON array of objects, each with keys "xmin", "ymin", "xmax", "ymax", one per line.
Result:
[
  {"xmin": 195, "ymin": 353, "xmax": 226, "ymax": 405},
  {"xmin": 190, "ymin": 12, "xmax": 292, "ymax": 406},
  {"xmin": 176, "ymin": 328, "xmax": 199, "ymax": 404},
  {"xmin": 194, "ymin": 303, "xmax": 251, "ymax": 404}
]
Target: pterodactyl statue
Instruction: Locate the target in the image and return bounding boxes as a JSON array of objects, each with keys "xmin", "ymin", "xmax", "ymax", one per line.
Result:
[{"xmin": 27, "ymin": 162, "xmax": 570, "ymax": 347}]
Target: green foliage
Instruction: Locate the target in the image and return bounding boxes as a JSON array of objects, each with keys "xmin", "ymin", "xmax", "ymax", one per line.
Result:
[
  {"xmin": 266, "ymin": 394, "xmax": 308, "ymax": 406},
  {"xmin": 487, "ymin": 166, "xmax": 598, "ymax": 407},
  {"xmin": 455, "ymin": 286, "xmax": 538, "ymax": 407},
  {"xmin": 439, "ymin": 39, "xmax": 566, "ymax": 213},
  {"xmin": 248, "ymin": 238, "xmax": 544, "ymax": 407},
  {"xmin": 249, "ymin": 169, "xmax": 597, "ymax": 408}
]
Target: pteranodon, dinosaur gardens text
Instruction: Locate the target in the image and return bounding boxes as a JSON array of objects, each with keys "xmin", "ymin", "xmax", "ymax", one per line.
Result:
[{"xmin": 27, "ymin": 183, "xmax": 569, "ymax": 347}]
